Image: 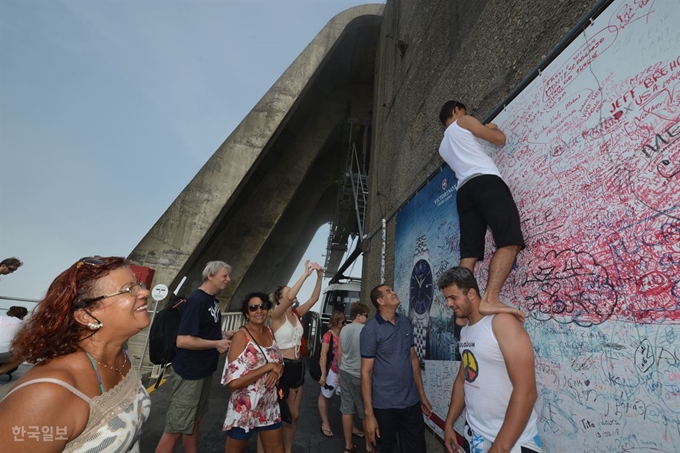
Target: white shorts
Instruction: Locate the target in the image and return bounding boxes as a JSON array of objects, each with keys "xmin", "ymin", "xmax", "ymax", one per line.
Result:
[{"xmin": 320, "ymin": 369, "xmax": 340, "ymax": 398}]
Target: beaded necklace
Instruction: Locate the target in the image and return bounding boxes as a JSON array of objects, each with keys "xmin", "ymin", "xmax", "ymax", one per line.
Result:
[{"xmin": 83, "ymin": 350, "xmax": 129, "ymax": 395}]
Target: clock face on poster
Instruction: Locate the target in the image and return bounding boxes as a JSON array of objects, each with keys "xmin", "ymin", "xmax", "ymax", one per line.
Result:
[{"xmin": 410, "ymin": 259, "xmax": 433, "ymax": 315}]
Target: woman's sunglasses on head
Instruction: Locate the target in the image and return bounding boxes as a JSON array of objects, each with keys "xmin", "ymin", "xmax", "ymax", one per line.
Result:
[{"xmin": 76, "ymin": 256, "xmax": 106, "ymax": 268}]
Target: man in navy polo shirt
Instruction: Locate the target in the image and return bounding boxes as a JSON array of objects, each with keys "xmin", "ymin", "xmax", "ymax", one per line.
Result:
[{"xmin": 360, "ymin": 284, "xmax": 433, "ymax": 453}]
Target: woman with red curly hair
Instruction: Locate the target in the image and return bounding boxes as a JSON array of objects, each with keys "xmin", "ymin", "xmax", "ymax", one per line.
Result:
[{"xmin": 0, "ymin": 256, "xmax": 152, "ymax": 452}]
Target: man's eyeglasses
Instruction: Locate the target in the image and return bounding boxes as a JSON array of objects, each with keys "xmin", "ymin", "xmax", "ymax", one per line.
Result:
[
  {"xmin": 248, "ymin": 302, "xmax": 271, "ymax": 312},
  {"xmin": 74, "ymin": 282, "xmax": 146, "ymax": 310}
]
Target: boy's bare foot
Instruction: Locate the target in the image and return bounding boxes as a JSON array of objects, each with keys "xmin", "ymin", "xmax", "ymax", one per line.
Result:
[{"xmin": 479, "ymin": 297, "xmax": 525, "ymax": 323}]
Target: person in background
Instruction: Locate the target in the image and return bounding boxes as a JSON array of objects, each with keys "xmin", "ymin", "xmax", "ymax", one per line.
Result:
[
  {"xmin": 0, "ymin": 257, "xmax": 23, "ymax": 276},
  {"xmin": 361, "ymin": 284, "xmax": 432, "ymax": 453},
  {"xmin": 265, "ymin": 260, "xmax": 323, "ymax": 453},
  {"xmin": 222, "ymin": 292, "xmax": 284, "ymax": 453},
  {"xmin": 318, "ymin": 310, "xmax": 345, "ymax": 438},
  {"xmin": 0, "ymin": 306, "xmax": 29, "ymax": 377},
  {"xmin": 0, "ymin": 306, "xmax": 28, "ymax": 353},
  {"xmin": 0, "ymin": 257, "xmax": 27, "ymax": 377},
  {"xmin": 439, "ymin": 267, "xmax": 541, "ymax": 453},
  {"xmin": 338, "ymin": 302, "xmax": 371, "ymax": 453},
  {"xmin": 0, "ymin": 256, "xmax": 151, "ymax": 452},
  {"xmin": 155, "ymin": 261, "xmax": 234, "ymax": 453}
]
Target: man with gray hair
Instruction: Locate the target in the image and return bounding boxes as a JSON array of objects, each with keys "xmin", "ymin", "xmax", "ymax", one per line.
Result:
[{"xmin": 156, "ymin": 261, "xmax": 234, "ymax": 453}]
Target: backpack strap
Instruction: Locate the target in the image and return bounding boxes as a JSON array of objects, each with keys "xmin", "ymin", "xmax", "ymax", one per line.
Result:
[
  {"xmin": 327, "ymin": 332, "xmax": 335, "ymax": 371},
  {"xmin": 154, "ymin": 367, "xmax": 167, "ymax": 390}
]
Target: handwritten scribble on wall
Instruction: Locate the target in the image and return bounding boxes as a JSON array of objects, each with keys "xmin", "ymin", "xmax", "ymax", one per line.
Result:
[
  {"xmin": 486, "ymin": 0, "xmax": 680, "ymax": 451},
  {"xmin": 395, "ymin": 1, "xmax": 679, "ymax": 451}
]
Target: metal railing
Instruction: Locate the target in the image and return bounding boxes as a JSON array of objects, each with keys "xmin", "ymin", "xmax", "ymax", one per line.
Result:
[
  {"xmin": 222, "ymin": 312, "xmax": 246, "ymax": 331},
  {"xmin": 0, "ymin": 295, "xmax": 39, "ymax": 315}
]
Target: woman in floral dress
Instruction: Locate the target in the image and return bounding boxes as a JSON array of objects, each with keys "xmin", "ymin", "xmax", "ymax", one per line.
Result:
[{"xmin": 223, "ymin": 292, "xmax": 284, "ymax": 453}]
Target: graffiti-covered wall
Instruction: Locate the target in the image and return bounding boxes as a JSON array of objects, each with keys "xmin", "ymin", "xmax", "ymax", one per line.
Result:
[
  {"xmin": 385, "ymin": 0, "xmax": 679, "ymax": 451},
  {"xmin": 494, "ymin": 1, "xmax": 679, "ymax": 450}
]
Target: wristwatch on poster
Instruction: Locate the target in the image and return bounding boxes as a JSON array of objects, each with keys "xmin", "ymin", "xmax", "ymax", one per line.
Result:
[{"xmin": 409, "ymin": 235, "xmax": 433, "ymax": 368}]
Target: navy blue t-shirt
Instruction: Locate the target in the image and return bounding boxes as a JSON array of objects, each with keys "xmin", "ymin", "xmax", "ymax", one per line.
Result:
[{"xmin": 172, "ymin": 288, "xmax": 222, "ymax": 380}]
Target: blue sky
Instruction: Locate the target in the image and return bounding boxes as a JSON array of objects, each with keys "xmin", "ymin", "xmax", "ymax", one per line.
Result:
[{"xmin": 0, "ymin": 0, "xmax": 371, "ymax": 302}]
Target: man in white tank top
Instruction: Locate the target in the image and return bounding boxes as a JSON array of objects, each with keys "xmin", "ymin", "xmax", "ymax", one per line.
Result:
[
  {"xmin": 438, "ymin": 101, "xmax": 525, "ymax": 323},
  {"xmin": 438, "ymin": 267, "xmax": 542, "ymax": 453}
]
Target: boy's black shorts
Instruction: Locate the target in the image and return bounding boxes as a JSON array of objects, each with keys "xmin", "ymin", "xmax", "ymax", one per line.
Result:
[{"xmin": 456, "ymin": 174, "xmax": 525, "ymax": 260}]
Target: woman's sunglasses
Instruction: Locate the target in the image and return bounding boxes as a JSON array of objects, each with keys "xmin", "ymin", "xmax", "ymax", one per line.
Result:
[{"xmin": 249, "ymin": 302, "xmax": 271, "ymax": 312}]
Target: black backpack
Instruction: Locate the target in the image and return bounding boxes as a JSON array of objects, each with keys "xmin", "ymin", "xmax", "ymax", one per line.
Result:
[
  {"xmin": 148, "ymin": 295, "xmax": 186, "ymax": 386},
  {"xmin": 309, "ymin": 330, "xmax": 334, "ymax": 381}
]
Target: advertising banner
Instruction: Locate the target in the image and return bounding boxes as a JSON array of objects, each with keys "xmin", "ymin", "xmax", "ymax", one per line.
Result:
[{"xmin": 394, "ymin": 165, "xmax": 463, "ymax": 436}]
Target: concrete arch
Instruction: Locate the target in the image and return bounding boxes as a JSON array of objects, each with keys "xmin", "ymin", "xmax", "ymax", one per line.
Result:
[{"xmin": 128, "ymin": 5, "xmax": 383, "ymax": 312}]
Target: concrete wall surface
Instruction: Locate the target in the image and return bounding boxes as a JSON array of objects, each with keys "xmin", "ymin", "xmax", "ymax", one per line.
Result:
[{"xmin": 364, "ymin": 0, "xmax": 680, "ymax": 452}]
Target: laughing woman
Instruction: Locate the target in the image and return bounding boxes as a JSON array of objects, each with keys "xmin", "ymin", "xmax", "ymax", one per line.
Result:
[
  {"xmin": 223, "ymin": 292, "xmax": 285, "ymax": 453},
  {"xmin": 0, "ymin": 256, "xmax": 152, "ymax": 453}
]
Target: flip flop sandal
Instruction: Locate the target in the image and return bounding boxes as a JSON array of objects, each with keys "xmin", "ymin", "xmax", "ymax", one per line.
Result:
[
  {"xmin": 352, "ymin": 430, "xmax": 365, "ymax": 439},
  {"xmin": 342, "ymin": 446, "xmax": 356, "ymax": 453},
  {"xmin": 320, "ymin": 425, "xmax": 334, "ymax": 438}
]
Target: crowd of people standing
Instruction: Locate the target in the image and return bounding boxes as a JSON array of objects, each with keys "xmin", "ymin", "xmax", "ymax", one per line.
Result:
[{"xmin": 0, "ymin": 99, "xmax": 543, "ymax": 453}]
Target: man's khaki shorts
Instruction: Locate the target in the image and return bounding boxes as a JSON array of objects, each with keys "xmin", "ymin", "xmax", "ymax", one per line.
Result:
[{"xmin": 165, "ymin": 373, "xmax": 213, "ymax": 434}]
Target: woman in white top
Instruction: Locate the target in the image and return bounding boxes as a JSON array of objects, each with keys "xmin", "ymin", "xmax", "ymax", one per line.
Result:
[
  {"xmin": 0, "ymin": 256, "xmax": 152, "ymax": 453},
  {"xmin": 266, "ymin": 260, "xmax": 323, "ymax": 453}
]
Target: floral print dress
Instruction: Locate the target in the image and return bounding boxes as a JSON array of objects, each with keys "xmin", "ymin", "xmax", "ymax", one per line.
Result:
[{"xmin": 222, "ymin": 327, "xmax": 284, "ymax": 432}]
